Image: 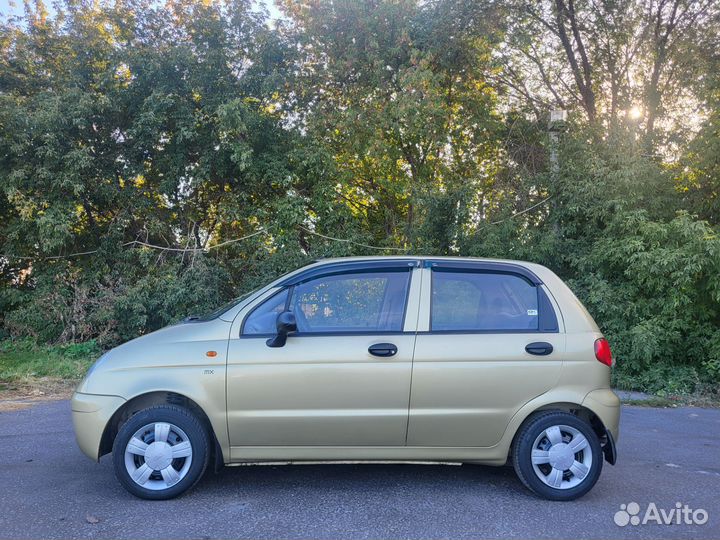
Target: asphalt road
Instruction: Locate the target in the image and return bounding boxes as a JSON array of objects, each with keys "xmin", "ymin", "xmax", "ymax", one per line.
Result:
[{"xmin": 1, "ymin": 401, "xmax": 719, "ymax": 540}]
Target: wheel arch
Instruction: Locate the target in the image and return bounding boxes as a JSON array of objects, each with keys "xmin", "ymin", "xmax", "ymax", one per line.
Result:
[
  {"xmin": 508, "ymin": 401, "xmax": 615, "ymax": 465},
  {"xmin": 513, "ymin": 402, "xmax": 608, "ymax": 441},
  {"xmin": 99, "ymin": 391, "xmax": 225, "ymax": 471}
]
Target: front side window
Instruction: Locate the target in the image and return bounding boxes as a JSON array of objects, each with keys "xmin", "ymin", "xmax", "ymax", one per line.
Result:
[
  {"xmin": 242, "ymin": 269, "xmax": 412, "ymax": 335},
  {"xmin": 243, "ymin": 289, "xmax": 289, "ymax": 335},
  {"xmin": 431, "ymin": 270, "xmax": 539, "ymax": 331},
  {"xmin": 290, "ymin": 270, "xmax": 410, "ymax": 333}
]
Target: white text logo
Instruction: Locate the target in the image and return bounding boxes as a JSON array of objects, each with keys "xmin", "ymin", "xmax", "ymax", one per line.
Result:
[{"xmin": 614, "ymin": 502, "xmax": 708, "ymax": 527}]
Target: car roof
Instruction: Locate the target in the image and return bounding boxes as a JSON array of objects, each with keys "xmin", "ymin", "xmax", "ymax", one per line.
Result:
[
  {"xmin": 310, "ymin": 255, "xmax": 537, "ymax": 265},
  {"xmin": 276, "ymin": 255, "xmax": 548, "ymax": 287}
]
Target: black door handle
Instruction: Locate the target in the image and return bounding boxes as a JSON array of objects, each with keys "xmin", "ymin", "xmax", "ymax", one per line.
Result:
[
  {"xmin": 525, "ymin": 342, "xmax": 554, "ymax": 356},
  {"xmin": 368, "ymin": 343, "xmax": 398, "ymax": 357}
]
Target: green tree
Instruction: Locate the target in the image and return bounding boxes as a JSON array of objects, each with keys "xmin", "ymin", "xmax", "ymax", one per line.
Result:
[
  {"xmin": 281, "ymin": 0, "xmax": 505, "ymax": 253},
  {"xmin": 0, "ymin": 0, "xmax": 719, "ymax": 396}
]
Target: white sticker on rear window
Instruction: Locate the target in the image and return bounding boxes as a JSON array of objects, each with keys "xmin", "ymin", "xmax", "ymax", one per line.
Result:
[{"xmin": 527, "ymin": 309, "xmax": 538, "ymax": 316}]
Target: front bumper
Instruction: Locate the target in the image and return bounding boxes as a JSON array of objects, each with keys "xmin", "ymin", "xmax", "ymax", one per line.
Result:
[{"xmin": 71, "ymin": 392, "xmax": 125, "ymax": 461}]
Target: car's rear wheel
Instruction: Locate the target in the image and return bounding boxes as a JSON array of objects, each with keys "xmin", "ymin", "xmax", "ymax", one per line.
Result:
[
  {"xmin": 112, "ymin": 405, "xmax": 209, "ymax": 500},
  {"xmin": 512, "ymin": 411, "xmax": 602, "ymax": 501}
]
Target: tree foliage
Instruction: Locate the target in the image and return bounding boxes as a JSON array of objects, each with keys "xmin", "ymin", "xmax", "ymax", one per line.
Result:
[{"xmin": 1, "ymin": 0, "xmax": 719, "ymax": 394}]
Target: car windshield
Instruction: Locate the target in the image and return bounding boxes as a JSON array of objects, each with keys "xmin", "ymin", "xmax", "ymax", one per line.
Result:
[
  {"xmin": 189, "ymin": 262, "xmax": 316, "ymax": 322},
  {"xmin": 193, "ymin": 288, "xmax": 260, "ymax": 321}
]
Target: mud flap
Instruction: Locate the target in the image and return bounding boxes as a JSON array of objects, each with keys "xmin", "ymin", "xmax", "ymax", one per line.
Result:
[{"xmin": 603, "ymin": 429, "xmax": 617, "ymax": 465}]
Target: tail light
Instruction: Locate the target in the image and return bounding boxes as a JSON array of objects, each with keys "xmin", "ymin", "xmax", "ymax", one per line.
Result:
[{"xmin": 594, "ymin": 338, "xmax": 613, "ymax": 367}]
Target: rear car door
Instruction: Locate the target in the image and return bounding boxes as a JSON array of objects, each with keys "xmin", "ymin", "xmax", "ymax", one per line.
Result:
[
  {"xmin": 407, "ymin": 260, "xmax": 565, "ymax": 447},
  {"xmin": 226, "ymin": 260, "xmax": 422, "ymax": 448}
]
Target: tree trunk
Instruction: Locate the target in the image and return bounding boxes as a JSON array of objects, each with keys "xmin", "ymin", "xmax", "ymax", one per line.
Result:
[{"xmin": 553, "ymin": 0, "xmax": 597, "ymax": 124}]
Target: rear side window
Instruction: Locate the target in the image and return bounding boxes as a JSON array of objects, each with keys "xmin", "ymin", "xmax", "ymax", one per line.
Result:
[{"xmin": 431, "ymin": 271, "xmax": 540, "ymax": 332}]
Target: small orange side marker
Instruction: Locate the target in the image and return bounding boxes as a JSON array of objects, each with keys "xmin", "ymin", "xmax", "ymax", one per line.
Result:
[{"xmin": 206, "ymin": 350, "xmax": 218, "ymax": 358}]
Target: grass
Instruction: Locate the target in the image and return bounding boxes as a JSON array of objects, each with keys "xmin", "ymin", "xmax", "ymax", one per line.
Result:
[
  {"xmin": 0, "ymin": 339, "xmax": 99, "ymax": 383},
  {"xmin": 621, "ymin": 394, "xmax": 720, "ymax": 408}
]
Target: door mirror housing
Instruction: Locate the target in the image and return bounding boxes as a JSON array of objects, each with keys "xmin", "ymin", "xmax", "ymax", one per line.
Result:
[{"xmin": 266, "ymin": 311, "xmax": 297, "ymax": 348}]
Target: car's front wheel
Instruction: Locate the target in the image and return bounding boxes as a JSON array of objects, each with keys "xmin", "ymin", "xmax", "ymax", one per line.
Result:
[
  {"xmin": 512, "ymin": 411, "xmax": 603, "ymax": 501},
  {"xmin": 112, "ymin": 405, "xmax": 210, "ymax": 500}
]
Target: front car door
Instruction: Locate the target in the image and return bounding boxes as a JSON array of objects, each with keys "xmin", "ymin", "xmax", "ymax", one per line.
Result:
[
  {"xmin": 407, "ymin": 260, "xmax": 565, "ymax": 447},
  {"xmin": 226, "ymin": 260, "xmax": 421, "ymax": 453}
]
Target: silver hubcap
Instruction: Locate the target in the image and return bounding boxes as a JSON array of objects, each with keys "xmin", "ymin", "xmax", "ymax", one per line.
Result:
[
  {"xmin": 124, "ymin": 422, "xmax": 193, "ymax": 491},
  {"xmin": 531, "ymin": 424, "xmax": 593, "ymax": 490}
]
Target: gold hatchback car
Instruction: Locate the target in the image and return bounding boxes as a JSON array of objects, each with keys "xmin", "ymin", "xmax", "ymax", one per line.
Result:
[{"xmin": 72, "ymin": 256, "xmax": 620, "ymax": 501}]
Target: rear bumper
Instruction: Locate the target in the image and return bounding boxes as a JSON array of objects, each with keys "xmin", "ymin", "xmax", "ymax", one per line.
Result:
[
  {"xmin": 71, "ymin": 392, "xmax": 125, "ymax": 461},
  {"xmin": 582, "ymin": 388, "xmax": 620, "ymax": 464}
]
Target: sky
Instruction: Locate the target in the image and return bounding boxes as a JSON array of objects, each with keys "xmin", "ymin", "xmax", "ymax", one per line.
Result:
[
  {"xmin": 0, "ymin": 0, "xmax": 24, "ymax": 18},
  {"xmin": 0, "ymin": 0, "xmax": 283, "ymax": 22}
]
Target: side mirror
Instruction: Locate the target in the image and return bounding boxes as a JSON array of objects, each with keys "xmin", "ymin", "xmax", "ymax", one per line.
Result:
[{"xmin": 266, "ymin": 311, "xmax": 297, "ymax": 348}]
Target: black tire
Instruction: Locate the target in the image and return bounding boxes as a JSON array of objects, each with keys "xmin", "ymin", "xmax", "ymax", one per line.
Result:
[
  {"xmin": 112, "ymin": 405, "xmax": 210, "ymax": 500},
  {"xmin": 512, "ymin": 411, "xmax": 603, "ymax": 501}
]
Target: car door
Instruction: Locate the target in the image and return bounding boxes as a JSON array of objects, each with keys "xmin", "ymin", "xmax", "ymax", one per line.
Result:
[
  {"xmin": 226, "ymin": 260, "xmax": 421, "ymax": 449},
  {"xmin": 407, "ymin": 261, "xmax": 565, "ymax": 447}
]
